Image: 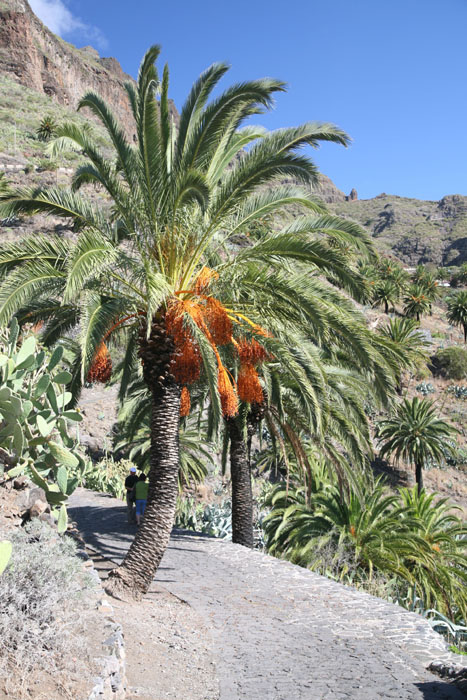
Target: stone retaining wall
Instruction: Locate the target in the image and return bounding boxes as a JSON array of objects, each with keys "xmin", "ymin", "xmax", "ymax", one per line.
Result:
[{"xmin": 73, "ymin": 542, "xmax": 127, "ymax": 700}]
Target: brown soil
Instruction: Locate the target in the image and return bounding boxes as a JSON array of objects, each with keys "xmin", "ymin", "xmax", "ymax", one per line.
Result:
[{"xmin": 90, "ymin": 552, "xmax": 219, "ymax": 700}]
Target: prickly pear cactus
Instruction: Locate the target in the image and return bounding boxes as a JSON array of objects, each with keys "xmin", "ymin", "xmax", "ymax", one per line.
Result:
[
  {"xmin": 0, "ymin": 319, "xmax": 88, "ymax": 529},
  {"xmin": 0, "ymin": 540, "xmax": 12, "ymax": 575}
]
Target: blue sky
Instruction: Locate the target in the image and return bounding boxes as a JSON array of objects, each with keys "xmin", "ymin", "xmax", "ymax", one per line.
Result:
[{"xmin": 29, "ymin": 0, "xmax": 467, "ymax": 201}]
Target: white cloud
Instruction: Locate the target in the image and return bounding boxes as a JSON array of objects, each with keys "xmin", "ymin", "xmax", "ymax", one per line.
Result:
[{"xmin": 29, "ymin": 0, "xmax": 108, "ymax": 50}]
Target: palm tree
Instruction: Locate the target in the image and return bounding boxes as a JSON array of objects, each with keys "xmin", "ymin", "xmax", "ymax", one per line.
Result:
[
  {"xmin": 378, "ymin": 397, "xmax": 457, "ymax": 493},
  {"xmin": 372, "ymin": 280, "xmax": 399, "ymax": 314},
  {"xmin": 0, "ymin": 46, "xmax": 369, "ymax": 599},
  {"xmin": 377, "ymin": 260, "xmax": 410, "ymax": 294},
  {"xmin": 446, "ymin": 290, "xmax": 467, "ymax": 342},
  {"xmin": 262, "ymin": 473, "xmax": 428, "ymax": 580},
  {"xmin": 403, "ymin": 284, "xmax": 431, "ymax": 322},
  {"xmin": 377, "ymin": 317, "xmax": 429, "ymax": 393},
  {"xmin": 399, "ymin": 486, "xmax": 467, "ymax": 618}
]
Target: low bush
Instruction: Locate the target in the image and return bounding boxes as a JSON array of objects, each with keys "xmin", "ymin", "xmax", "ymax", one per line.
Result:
[
  {"xmin": 0, "ymin": 521, "xmax": 97, "ymax": 698},
  {"xmin": 74, "ymin": 457, "xmax": 137, "ymax": 500},
  {"xmin": 432, "ymin": 346, "xmax": 467, "ymax": 380}
]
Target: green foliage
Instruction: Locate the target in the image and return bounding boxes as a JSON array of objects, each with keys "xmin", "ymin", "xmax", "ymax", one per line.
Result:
[
  {"xmin": 450, "ymin": 263, "xmax": 467, "ymax": 288},
  {"xmin": 262, "ymin": 472, "xmax": 467, "ymax": 618},
  {"xmin": 446, "ymin": 290, "xmax": 467, "ymax": 342},
  {"xmin": 403, "ymin": 284, "xmax": 431, "ymax": 321},
  {"xmin": 371, "ymin": 279, "xmax": 400, "ymax": 314},
  {"xmin": 0, "ymin": 320, "xmax": 85, "ymax": 520},
  {"xmin": 378, "ymin": 397, "xmax": 458, "ymax": 490},
  {"xmin": 36, "ymin": 115, "xmax": 58, "ymax": 142},
  {"xmin": 73, "ymin": 456, "xmax": 137, "ymax": 500},
  {"xmin": 37, "ymin": 157, "xmax": 59, "ymax": 172},
  {"xmin": 434, "ymin": 346, "xmax": 467, "ymax": 380}
]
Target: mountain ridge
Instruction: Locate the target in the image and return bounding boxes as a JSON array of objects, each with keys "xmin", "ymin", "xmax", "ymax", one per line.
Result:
[{"xmin": 0, "ymin": 0, "xmax": 466, "ymax": 266}]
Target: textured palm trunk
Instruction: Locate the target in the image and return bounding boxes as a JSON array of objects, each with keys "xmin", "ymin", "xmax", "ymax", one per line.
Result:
[
  {"xmin": 415, "ymin": 460, "xmax": 423, "ymax": 494},
  {"xmin": 106, "ymin": 319, "xmax": 181, "ymax": 600},
  {"xmin": 227, "ymin": 418, "xmax": 254, "ymax": 548}
]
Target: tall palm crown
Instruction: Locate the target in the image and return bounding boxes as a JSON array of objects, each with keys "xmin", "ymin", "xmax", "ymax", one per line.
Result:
[
  {"xmin": 446, "ymin": 290, "xmax": 467, "ymax": 343},
  {"xmin": 0, "ymin": 46, "xmax": 379, "ymax": 597},
  {"xmin": 378, "ymin": 397, "xmax": 457, "ymax": 494},
  {"xmin": 377, "ymin": 317, "xmax": 429, "ymax": 393}
]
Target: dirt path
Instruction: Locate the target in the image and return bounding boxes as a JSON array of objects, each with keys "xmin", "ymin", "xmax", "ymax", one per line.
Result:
[
  {"xmin": 69, "ymin": 488, "xmax": 466, "ymax": 700},
  {"xmin": 90, "ymin": 553, "xmax": 219, "ymax": 700}
]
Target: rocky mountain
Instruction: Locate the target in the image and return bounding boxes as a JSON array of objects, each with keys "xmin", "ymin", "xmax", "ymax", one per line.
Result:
[
  {"xmin": 329, "ymin": 193, "xmax": 467, "ymax": 267},
  {"xmin": 0, "ymin": 0, "xmax": 466, "ymax": 267},
  {"xmin": 0, "ymin": 0, "xmax": 176, "ymax": 137}
]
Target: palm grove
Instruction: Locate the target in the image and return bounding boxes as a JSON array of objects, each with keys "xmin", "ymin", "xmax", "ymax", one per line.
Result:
[{"xmin": 0, "ymin": 47, "xmax": 464, "ymax": 606}]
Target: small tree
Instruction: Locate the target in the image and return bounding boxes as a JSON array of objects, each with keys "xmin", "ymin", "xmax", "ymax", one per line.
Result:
[
  {"xmin": 378, "ymin": 317, "xmax": 429, "ymax": 393},
  {"xmin": 378, "ymin": 397, "xmax": 457, "ymax": 493},
  {"xmin": 36, "ymin": 115, "xmax": 58, "ymax": 142},
  {"xmin": 403, "ymin": 284, "xmax": 431, "ymax": 322},
  {"xmin": 446, "ymin": 290, "xmax": 467, "ymax": 342},
  {"xmin": 372, "ymin": 280, "xmax": 399, "ymax": 314}
]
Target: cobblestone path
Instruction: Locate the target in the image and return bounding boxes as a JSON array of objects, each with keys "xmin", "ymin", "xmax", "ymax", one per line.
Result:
[{"xmin": 68, "ymin": 489, "xmax": 465, "ymax": 700}]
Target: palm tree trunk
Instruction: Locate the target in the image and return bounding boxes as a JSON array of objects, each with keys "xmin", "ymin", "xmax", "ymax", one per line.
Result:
[
  {"xmin": 463, "ymin": 324, "xmax": 466, "ymax": 343},
  {"xmin": 415, "ymin": 460, "xmax": 423, "ymax": 495},
  {"xmin": 106, "ymin": 319, "xmax": 181, "ymax": 600},
  {"xmin": 227, "ymin": 418, "xmax": 254, "ymax": 548}
]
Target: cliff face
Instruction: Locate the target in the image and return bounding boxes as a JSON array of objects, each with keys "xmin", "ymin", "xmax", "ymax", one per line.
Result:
[{"xmin": 0, "ymin": 0, "xmax": 176, "ymax": 135}]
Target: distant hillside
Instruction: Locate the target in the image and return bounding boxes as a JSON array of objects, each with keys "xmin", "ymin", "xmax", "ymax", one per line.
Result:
[
  {"xmin": 0, "ymin": 0, "xmax": 466, "ymax": 267},
  {"xmin": 329, "ymin": 193, "xmax": 467, "ymax": 267}
]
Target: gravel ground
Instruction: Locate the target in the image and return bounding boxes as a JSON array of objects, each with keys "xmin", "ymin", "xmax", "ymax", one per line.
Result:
[{"xmin": 91, "ymin": 552, "xmax": 219, "ymax": 700}]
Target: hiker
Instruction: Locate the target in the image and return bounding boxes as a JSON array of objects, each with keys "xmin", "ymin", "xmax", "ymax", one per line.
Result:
[
  {"xmin": 124, "ymin": 466, "xmax": 138, "ymax": 523},
  {"xmin": 134, "ymin": 472, "xmax": 149, "ymax": 526}
]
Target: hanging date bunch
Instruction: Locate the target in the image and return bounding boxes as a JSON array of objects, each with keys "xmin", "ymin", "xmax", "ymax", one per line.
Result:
[
  {"xmin": 235, "ymin": 337, "xmax": 268, "ymax": 404},
  {"xmin": 165, "ymin": 267, "xmax": 241, "ymax": 418},
  {"xmin": 87, "ymin": 341, "xmax": 112, "ymax": 383}
]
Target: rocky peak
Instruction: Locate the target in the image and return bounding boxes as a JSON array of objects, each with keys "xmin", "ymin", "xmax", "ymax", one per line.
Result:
[
  {"xmin": 313, "ymin": 174, "xmax": 347, "ymax": 203},
  {"xmin": 437, "ymin": 194, "xmax": 467, "ymax": 219}
]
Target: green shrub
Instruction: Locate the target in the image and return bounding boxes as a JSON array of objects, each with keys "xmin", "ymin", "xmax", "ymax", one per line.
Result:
[
  {"xmin": 37, "ymin": 157, "xmax": 59, "ymax": 172},
  {"xmin": 76, "ymin": 457, "xmax": 137, "ymax": 500},
  {"xmin": 433, "ymin": 346, "xmax": 467, "ymax": 380},
  {"xmin": 0, "ymin": 521, "xmax": 97, "ymax": 696},
  {"xmin": 261, "ymin": 474, "xmax": 467, "ymax": 619}
]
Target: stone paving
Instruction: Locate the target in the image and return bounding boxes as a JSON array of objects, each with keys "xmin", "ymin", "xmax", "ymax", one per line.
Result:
[{"xmin": 68, "ymin": 489, "xmax": 466, "ymax": 700}]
